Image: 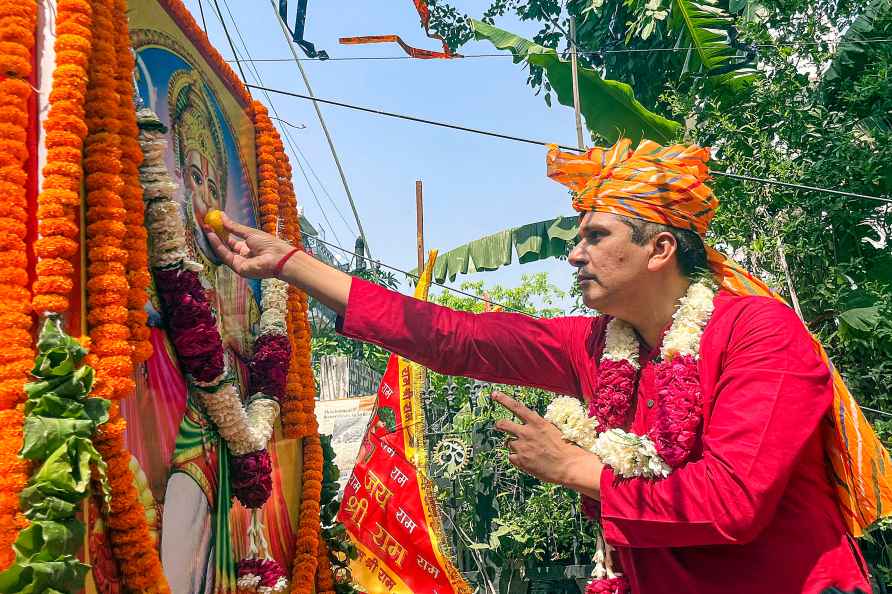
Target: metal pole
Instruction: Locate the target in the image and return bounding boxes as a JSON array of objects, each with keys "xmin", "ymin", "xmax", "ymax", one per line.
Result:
[
  {"xmin": 569, "ymin": 17, "xmax": 585, "ymax": 150},
  {"xmin": 415, "ymin": 180, "xmax": 424, "ymax": 273},
  {"xmin": 268, "ymin": 0, "xmax": 373, "ymax": 259}
]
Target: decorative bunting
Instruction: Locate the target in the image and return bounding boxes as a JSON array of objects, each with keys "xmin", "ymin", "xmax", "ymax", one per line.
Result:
[{"xmin": 339, "ymin": 0, "xmax": 459, "ymax": 59}]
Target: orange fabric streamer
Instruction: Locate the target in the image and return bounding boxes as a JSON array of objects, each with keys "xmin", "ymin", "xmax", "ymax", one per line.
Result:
[
  {"xmin": 339, "ymin": 34, "xmax": 455, "ymax": 59},
  {"xmin": 338, "ymin": 0, "xmax": 458, "ymax": 59},
  {"xmin": 547, "ymin": 138, "xmax": 892, "ymax": 537}
]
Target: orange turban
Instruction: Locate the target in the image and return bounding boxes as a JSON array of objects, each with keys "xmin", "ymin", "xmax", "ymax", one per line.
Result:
[
  {"xmin": 547, "ymin": 138, "xmax": 717, "ymax": 235},
  {"xmin": 547, "ymin": 138, "xmax": 892, "ymax": 537}
]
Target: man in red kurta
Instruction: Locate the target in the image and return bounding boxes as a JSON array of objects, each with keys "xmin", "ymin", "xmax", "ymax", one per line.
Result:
[{"xmin": 207, "ymin": 138, "xmax": 889, "ymax": 593}]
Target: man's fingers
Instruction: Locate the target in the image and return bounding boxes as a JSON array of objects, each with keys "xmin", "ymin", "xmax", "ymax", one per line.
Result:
[
  {"xmin": 225, "ymin": 231, "xmax": 246, "ymax": 252},
  {"xmin": 207, "ymin": 231, "xmax": 234, "ymax": 261},
  {"xmin": 491, "ymin": 391, "xmax": 540, "ymax": 424},
  {"xmin": 221, "ymin": 213, "xmax": 257, "ymax": 238},
  {"xmin": 494, "ymin": 419, "xmax": 525, "ymax": 437},
  {"xmin": 208, "ymin": 231, "xmax": 247, "ymax": 273}
]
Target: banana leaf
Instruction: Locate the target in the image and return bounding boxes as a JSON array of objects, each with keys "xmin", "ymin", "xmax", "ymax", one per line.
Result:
[
  {"xmin": 823, "ymin": 0, "xmax": 892, "ymax": 92},
  {"xmin": 470, "ymin": 19, "xmax": 682, "ymax": 144},
  {"xmin": 669, "ymin": 0, "xmax": 759, "ymax": 91}
]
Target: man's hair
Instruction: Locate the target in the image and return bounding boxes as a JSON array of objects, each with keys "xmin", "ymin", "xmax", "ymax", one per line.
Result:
[{"xmin": 619, "ymin": 218, "xmax": 708, "ymax": 278}]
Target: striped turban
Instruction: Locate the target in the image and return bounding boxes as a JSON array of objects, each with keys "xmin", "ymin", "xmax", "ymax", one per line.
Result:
[
  {"xmin": 547, "ymin": 137, "xmax": 892, "ymax": 538},
  {"xmin": 547, "ymin": 138, "xmax": 717, "ymax": 235}
]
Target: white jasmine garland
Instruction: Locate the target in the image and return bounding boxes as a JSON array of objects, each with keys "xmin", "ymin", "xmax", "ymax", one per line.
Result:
[
  {"xmin": 237, "ymin": 575, "xmax": 261, "ymax": 591},
  {"xmin": 544, "ymin": 279, "xmax": 716, "ymax": 479},
  {"xmin": 259, "ymin": 577, "xmax": 289, "ymax": 594},
  {"xmin": 660, "ymin": 279, "xmax": 715, "ymax": 360},
  {"xmin": 545, "ymin": 397, "xmax": 600, "ymax": 452},
  {"xmin": 144, "ymin": 199, "xmax": 190, "ymax": 269},
  {"xmin": 592, "ymin": 429, "xmax": 671, "ymax": 479},
  {"xmin": 602, "ymin": 318, "xmax": 640, "ymax": 368},
  {"xmin": 198, "ymin": 384, "xmax": 282, "ymax": 455},
  {"xmin": 258, "ymin": 278, "xmax": 289, "ymax": 336},
  {"xmin": 245, "ymin": 397, "xmax": 280, "ymax": 448}
]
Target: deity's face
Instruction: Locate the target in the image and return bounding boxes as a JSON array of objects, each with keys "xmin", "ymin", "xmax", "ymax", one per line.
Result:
[
  {"xmin": 568, "ymin": 211, "xmax": 656, "ymax": 315},
  {"xmin": 184, "ymin": 147, "xmax": 221, "ymax": 224}
]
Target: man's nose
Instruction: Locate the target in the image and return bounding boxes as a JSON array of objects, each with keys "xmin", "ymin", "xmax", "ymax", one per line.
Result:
[{"xmin": 568, "ymin": 242, "xmax": 586, "ymax": 268}]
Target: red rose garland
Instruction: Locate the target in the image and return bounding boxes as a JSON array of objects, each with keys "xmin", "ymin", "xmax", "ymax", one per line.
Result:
[{"xmin": 548, "ymin": 280, "xmax": 716, "ymax": 594}]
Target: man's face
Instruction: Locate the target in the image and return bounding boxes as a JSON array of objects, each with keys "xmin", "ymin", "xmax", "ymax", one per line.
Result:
[{"xmin": 568, "ymin": 212, "xmax": 652, "ymax": 314}]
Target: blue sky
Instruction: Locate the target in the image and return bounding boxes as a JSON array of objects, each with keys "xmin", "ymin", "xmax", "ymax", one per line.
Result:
[{"xmin": 182, "ymin": 0, "xmax": 583, "ymax": 305}]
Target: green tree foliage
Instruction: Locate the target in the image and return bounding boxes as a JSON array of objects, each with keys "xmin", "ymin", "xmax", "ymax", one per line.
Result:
[
  {"xmin": 309, "ymin": 266, "xmax": 400, "ymax": 376},
  {"xmin": 427, "ymin": 274, "xmax": 597, "ymax": 586}
]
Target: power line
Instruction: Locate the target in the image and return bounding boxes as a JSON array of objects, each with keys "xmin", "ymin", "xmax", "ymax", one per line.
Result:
[
  {"xmin": 242, "ymin": 84, "xmax": 892, "ymax": 205},
  {"xmin": 860, "ymin": 405, "xmax": 892, "ymax": 419},
  {"xmin": 213, "ymin": 0, "xmax": 347, "ymax": 247},
  {"xmin": 288, "ymin": 142, "xmax": 359, "ymax": 235},
  {"xmin": 267, "ymin": 0, "xmax": 374, "ymax": 260},
  {"xmin": 307, "ymin": 234, "xmax": 540, "ymax": 317},
  {"xmin": 222, "ymin": 37, "xmax": 892, "ymax": 63},
  {"xmin": 208, "ymin": 0, "xmax": 246, "ymax": 81},
  {"xmin": 268, "ymin": 116, "xmax": 306, "ymax": 130},
  {"xmin": 197, "ymin": 0, "xmax": 207, "ymax": 33}
]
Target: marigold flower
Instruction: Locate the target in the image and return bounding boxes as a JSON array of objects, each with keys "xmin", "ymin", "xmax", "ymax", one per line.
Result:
[
  {"xmin": 34, "ymin": 236, "xmax": 78, "ymax": 258},
  {"xmin": 31, "ymin": 294, "xmax": 69, "ymax": 314}
]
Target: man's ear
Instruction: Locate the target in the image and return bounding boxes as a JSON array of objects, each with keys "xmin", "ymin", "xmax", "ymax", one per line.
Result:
[{"xmin": 647, "ymin": 231, "xmax": 678, "ymax": 273}]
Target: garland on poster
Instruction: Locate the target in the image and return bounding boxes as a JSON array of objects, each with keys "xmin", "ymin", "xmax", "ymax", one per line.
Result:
[{"xmin": 0, "ymin": 0, "xmax": 347, "ymax": 591}]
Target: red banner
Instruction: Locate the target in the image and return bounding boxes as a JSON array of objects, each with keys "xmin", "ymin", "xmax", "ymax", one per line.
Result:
[{"xmin": 337, "ymin": 254, "xmax": 469, "ymax": 594}]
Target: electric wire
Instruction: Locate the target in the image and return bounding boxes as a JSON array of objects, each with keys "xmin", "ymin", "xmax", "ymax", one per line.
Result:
[
  {"xmin": 307, "ymin": 233, "xmax": 541, "ymax": 317},
  {"xmin": 214, "ymin": 0, "xmax": 350, "ymax": 247},
  {"xmin": 221, "ymin": 37, "xmax": 892, "ymax": 63},
  {"xmin": 208, "ymin": 0, "xmax": 246, "ymax": 81},
  {"xmin": 267, "ymin": 0, "xmax": 374, "ymax": 259},
  {"xmin": 197, "ymin": 0, "xmax": 207, "ymax": 33},
  {"xmin": 244, "ymin": 83, "xmax": 892, "ymax": 205}
]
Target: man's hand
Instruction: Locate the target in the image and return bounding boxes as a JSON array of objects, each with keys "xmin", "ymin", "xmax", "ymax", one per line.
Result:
[
  {"xmin": 206, "ymin": 213, "xmax": 292, "ymax": 279},
  {"xmin": 492, "ymin": 391, "xmax": 603, "ymax": 497}
]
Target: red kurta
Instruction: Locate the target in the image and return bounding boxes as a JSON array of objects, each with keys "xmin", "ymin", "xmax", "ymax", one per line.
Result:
[{"xmin": 338, "ymin": 278, "xmax": 872, "ymax": 594}]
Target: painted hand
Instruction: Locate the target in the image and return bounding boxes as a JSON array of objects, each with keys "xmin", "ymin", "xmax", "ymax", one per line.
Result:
[
  {"xmin": 491, "ymin": 391, "xmax": 596, "ymax": 487},
  {"xmin": 205, "ymin": 213, "xmax": 293, "ymax": 279}
]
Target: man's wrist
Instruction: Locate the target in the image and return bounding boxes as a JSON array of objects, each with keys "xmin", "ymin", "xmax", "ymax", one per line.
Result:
[
  {"xmin": 273, "ymin": 246, "xmax": 301, "ymax": 279},
  {"xmin": 560, "ymin": 447, "xmax": 604, "ymax": 500}
]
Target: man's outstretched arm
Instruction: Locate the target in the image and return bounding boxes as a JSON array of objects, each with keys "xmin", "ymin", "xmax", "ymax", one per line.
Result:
[{"xmin": 208, "ymin": 213, "xmax": 592, "ymax": 396}]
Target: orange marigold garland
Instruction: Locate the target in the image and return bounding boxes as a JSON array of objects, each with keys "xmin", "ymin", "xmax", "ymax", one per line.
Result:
[
  {"xmin": 315, "ymin": 538, "xmax": 336, "ymax": 594},
  {"xmin": 92, "ymin": 407, "xmax": 171, "ymax": 594},
  {"xmin": 260, "ymin": 120, "xmax": 328, "ymax": 594},
  {"xmin": 86, "ymin": 1, "xmax": 170, "ymax": 592},
  {"xmin": 32, "ymin": 0, "xmax": 92, "ymax": 315},
  {"xmin": 0, "ymin": 0, "xmax": 37, "ymax": 570},
  {"xmin": 292, "ymin": 434, "xmax": 323, "ymax": 594},
  {"xmin": 270, "ymin": 130, "xmax": 316, "ymax": 440},
  {"xmin": 113, "ymin": 0, "xmax": 151, "ymax": 365},
  {"xmin": 251, "ymin": 101, "xmax": 281, "ymax": 235},
  {"xmin": 83, "ymin": 0, "xmax": 132, "ymax": 401}
]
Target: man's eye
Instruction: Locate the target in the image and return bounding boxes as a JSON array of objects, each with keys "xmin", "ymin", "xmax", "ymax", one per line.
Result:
[{"xmin": 191, "ymin": 169, "xmax": 203, "ymax": 185}]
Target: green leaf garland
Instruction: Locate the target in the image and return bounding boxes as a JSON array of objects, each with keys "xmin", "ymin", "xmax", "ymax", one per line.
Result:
[{"xmin": 0, "ymin": 318, "xmax": 110, "ymax": 594}]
